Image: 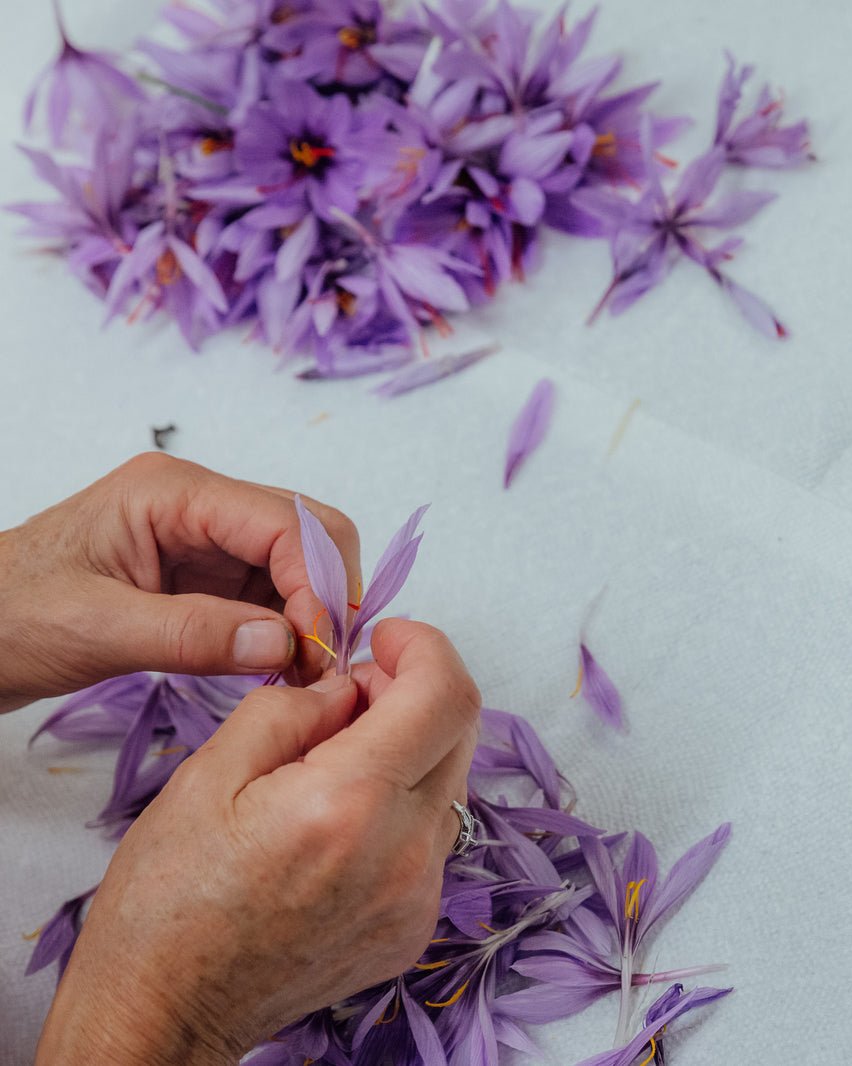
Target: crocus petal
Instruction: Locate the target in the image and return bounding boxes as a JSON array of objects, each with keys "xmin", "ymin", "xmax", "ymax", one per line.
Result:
[
  {"xmin": 638, "ymin": 823, "xmax": 732, "ymax": 944},
  {"xmin": 25, "ymin": 886, "xmax": 97, "ymax": 979},
  {"xmin": 400, "ymin": 981, "xmax": 448, "ymax": 1066},
  {"xmin": 719, "ymin": 274, "xmax": 788, "ymax": 339},
  {"xmin": 577, "ymin": 644, "xmax": 624, "ymax": 731},
  {"xmin": 167, "ymin": 237, "xmax": 229, "ymax": 314},
  {"xmin": 503, "ymin": 378, "xmax": 556, "ymax": 488},
  {"xmin": 351, "ymin": 532, "xmax": 424, "ymax": 638},
  {"xmin": 374, "ymin": 345, "xmax": 499, "ymax": 398},
  {"xmin": 294, "ymin": 494, "xmax": 350, "ymax": 643},
  {"xmin": 275, "ymin": 214, "xmax": 318, "ymax": 282}
]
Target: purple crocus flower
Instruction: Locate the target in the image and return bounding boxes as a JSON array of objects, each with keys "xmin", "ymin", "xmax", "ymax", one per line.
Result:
[
  {"xmin": 294, "ymin": 496, "xmax": 428, "ymax": 673},
  {"xmin": 575, "ymin": 983, "xmax": 732, "ymax": 1066},
  {"xmin": 24, "ymin": 0, "xmax": 143, "ymax": 147},
  {"xmin": 575, "ymin": 120, "xmax": 786, "ymax": 338},
  {"xmin": 234, "ymin": 76, "xmax": 373, "ymax": 221},
  {"xmin": 714, "ymin": 53, "xmax": 813, "ymax": 169},
  {"xmin": 580, "ymin": 824, "xmax": 731, "ymax": 1045},
  {"xmin": 25, "ymin": 885, "xmax": 98, "ymax": 981}
]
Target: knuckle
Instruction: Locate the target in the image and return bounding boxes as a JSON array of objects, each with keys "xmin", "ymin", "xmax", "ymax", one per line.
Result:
[{"xmin": 120, "ymin": 451, "xmax": 181, "ymax": 481}]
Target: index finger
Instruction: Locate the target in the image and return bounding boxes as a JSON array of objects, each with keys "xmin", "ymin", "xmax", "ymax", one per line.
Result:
[{"xmin": 308, "ymin": 620, "xmax": 481, "ymax": 789}]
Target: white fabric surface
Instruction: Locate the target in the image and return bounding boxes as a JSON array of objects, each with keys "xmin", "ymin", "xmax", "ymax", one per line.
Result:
[{"xmin": 2, "ymin": 0, "xmax": 852, "ymax": 1062}]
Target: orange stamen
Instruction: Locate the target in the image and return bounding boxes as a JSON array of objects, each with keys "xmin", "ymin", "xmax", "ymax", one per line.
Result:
[
  {"xmin": 477, "ymin": 922, "xmax": 499, "ymax": 934},
  {"xmin": 156, "ymin": 248, "xmax": 181, "ymax": 287},
  {"xmin": 425, "ymin": 980, "xmax": 470, "ymax": 1009},
  {"xmin": 414, "ymin": 959, "xmax": 451, "ymax": 971},
  {"xmin": 154, "ymin": 745, "xmax": 188, "ymax": 757},
  {"xmin": 199, "ymin": 135, "xmax": 232, "ymax": 156},
  {"xmin": 47, "ymin": 766, "xmax": 84, "ymax": 774},
  {"xmin": 290, "ymin": 140, "xmax": 336, "ymax": 169},
  {"xmin": 22, "ymin": 926, "xmax": 42, "ymax": 941},
  {"xmin": 430, "ymin": 937, "xmax": 451, "ymax": 944},
  {"xmin": 299, "ymin": 609, "xmax": 336, "ymax": 659},
  {"xmin": 593, "ymin": 131, "xmax": 618, "ymax": 158},
  {"xmin": 338, "ymin": 26, "xmax": 363, "ymax": 49}
]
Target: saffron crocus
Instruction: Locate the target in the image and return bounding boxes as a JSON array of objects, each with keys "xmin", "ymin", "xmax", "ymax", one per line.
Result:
[
  {"xmin": 580, "ymin": 824, "xmax": 732, "ymax": 1045},
  {"xmin": 24, "ymin": 0, "xmax": 143, "ymax": 147},
  {"xmin": 503, "ymin": 378, "xmax": 556, "ymax": 489},
  {"xmin": 575, "ymin": 983, "xmax": 732, "ymax": 1066},
  {"xmin": 25, "ymin": 885, "xmax": 98, "ymax": 981},
  {"xmin": 294, "ymin": 496, "xmax": 428, "ymax": 673},
  {"xmin": 714, "ymin": 53, "xmax": 813, "ymax": 169},
  {"xmin": 576, "ymin": 119, "xmax": 786, "ymax": 338}
]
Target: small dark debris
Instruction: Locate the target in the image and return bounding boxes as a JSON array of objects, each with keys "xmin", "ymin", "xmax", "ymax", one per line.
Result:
[{"xmin": 152, "ymin": 424, "xmax": 178, "ymax": 451}]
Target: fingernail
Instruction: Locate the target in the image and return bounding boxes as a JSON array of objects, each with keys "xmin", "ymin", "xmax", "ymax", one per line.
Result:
[
  {"xmin": 234, "ymin": 620, "xmax": 294, "ymax": 669},
  {"xmin": 310, "ymin": 674, "xmax": 352, "ymax": 694}
]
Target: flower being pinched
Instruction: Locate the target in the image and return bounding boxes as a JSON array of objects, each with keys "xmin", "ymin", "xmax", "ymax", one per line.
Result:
[{"xmin": 294, "ymin": 495, "xmax": 428, "ymax": 674}]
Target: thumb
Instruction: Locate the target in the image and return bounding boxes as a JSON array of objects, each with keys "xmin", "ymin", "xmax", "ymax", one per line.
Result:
[
  {"xmin": 100, "ymin": 583, "xmax": 298, "ymax": 676},
  {"xmin": 196, "ymin": 675, "xmax": 357, "ymax": 795}
]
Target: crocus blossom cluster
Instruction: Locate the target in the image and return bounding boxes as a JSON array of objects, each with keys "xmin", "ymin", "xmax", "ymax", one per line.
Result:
[{"xmin": 12, "ymin": 2, "xmax": 811, "ymax": 376}]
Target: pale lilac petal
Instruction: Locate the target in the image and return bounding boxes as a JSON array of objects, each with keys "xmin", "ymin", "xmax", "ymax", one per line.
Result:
[
  {"xmin": 579, "ymin": 834, "xmax": 621, "ymax": 929},
  {"xmin": 720, "ymin": 275, "xmax": 788, "ymax": 339},
  {"xmin": 504, "ymin": 378, "xmax": 556, "ymax": 489},
  {"xmin": 294, "ymin": 494, "xmax": 349, "ymax": 643},
  {"xmin": 639, "ymin": 823, "xmax": 732, "ymax": 944},
  {"xmin": 374, "ymin": 345, "xmax": 499, "ymax": 398},
  {"xmin": 672, "ymin": 147, "xmax": 726, "ymax": 214},
  {"xmin": 578, "ymin": 644, "xmax": 624, "ymax": 731},
  {"xmin": 351, "ymin": 534, "xmax": 424, "ymax": 637},
  {"xmin": 167, "ymin": 237, "xmax": 229, "ymax": 313},
  {"xmin": 276, "ymin": 214, "xmax": 318, "ymax": 282},
  {"xmin": 689, "ymin": 189, "xmax": 776, "ymax": 229}
]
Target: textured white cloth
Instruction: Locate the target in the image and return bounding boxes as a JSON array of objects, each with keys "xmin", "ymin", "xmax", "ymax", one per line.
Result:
[{"xmin": 2, "ymin": 0, "xmax": 852, "ymax": 1062}]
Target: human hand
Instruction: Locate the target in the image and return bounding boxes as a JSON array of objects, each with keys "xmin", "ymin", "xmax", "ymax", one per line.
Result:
[
  {"xmin": 34, "ymin": 620, "xmax": 481, "ymax": 1066},
  {"xmin": 0, "ymin": 452, "xmax": 361, "ymax": 711}
]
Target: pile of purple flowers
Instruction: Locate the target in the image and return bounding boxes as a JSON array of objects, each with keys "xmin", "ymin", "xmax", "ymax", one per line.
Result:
[
  {"xmin": 13, "ymin": 0, "xmax": 811, "ymax": 376},
  {"xmin": 27, "ymin": 503, "xmax": 731, "ymax": 1065}
]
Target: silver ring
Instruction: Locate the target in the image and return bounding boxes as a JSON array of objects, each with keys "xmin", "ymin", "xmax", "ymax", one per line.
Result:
[{"xmin": 450, "ymin": 800, "xmax": 480, "ymax": 857}]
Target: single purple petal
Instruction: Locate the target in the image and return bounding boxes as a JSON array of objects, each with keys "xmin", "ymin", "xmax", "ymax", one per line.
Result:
[
  {"xmin": 25, "ymin": 886, "xmax": 97, "ymax": 979},
  {"xmin": 400, "ymin": 981, "xmax": 448, "ymax": 1066},
  {"xmin": 374, "ymin": 345, "xmax": 499, "ymax": 398},
  {"xmin": 689, "ymin": 189, "xmax": 776, "ymax": 229},
  {"xmin": 719, "ymin": 274, "xmax": 788, "ymax": 339},
  {"xmin": 351, "ymin": 533, "xmax": 424, "ymax": 638},
  {"xmin": 503, "ymin": 378, "xmax": 556, "ymax": 488},
  {"xmin": 166, "ymin": 237, "xmax": 229, "ymax": 314},
  {"xmin": 294, "ymin": 494, "xmax": 349, "ymax": 645},
  {"xmin": 579, "ymin": 834, "xmax": 621, "ymax": 930},
  {"xmin": 577, "ymin": 644, "xmax": 624, "ymax": 731},
  {"xmin": 275, "ymin": 214, "xmax": 318, "ymax": 282}
]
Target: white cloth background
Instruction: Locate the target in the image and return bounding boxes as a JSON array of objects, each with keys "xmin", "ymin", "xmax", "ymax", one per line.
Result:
[{"xmin": 1, "ymin": 0, "xmax": 851, "ymax": 1062}]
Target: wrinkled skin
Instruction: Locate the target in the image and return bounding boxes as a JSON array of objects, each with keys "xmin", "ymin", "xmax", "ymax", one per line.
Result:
[
  {"xmin": 0, "ymin": 452, "xmax": 361, "ymax": 710},
  {"xmin": 35, "ymin": 621, "xmax": 481, "ymax": 1065}
]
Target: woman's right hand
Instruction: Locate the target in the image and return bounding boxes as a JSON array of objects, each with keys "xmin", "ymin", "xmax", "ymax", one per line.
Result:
[{"xmin": 35, "ymin": 619, "xmax": 482, "ymax": 1066}]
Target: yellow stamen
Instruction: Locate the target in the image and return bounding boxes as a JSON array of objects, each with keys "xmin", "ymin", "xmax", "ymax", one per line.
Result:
[
  {"xmin": 430, "ymin": 937, "xmax": 451, "ymax": 944},
  {"xmin": 593, "ymin": 131, "xmax": 618, "ymax": 158},
  {"xmin": 290, "ymin": 139, "xmax": 336, "ymax": 169},
  {"xmin": 477, "ymin": 922, "xmax": 499, "ymax": 934},
  {"xmin": 154, "ymin": 745, "xmax": 188, "ymax": 757},
  {"xmin": 569, "ymin": 661, "xmax": 584, "ymax": 698},
  {"xmin": 636, "ymin": 1036, "xmax": 657, "ymax": 1066},
  {"xmin": 414, "ymin": 959, "xmax": 451, "ymax": 971},
  {"xmin": 22, "ymin": 926, "xmax": 42, "ymax": 941},
  {"xmin": 338, "ymin": 26, "xmax": 362, "ymax": 49},
  {"xmin": 425, "ymin": 980, "xmax": 470, "ymax": 1008},
  {"xmin": 624, "ymin": 878, "xmax": 647, "ymax": 922},
  {"xmin": 375, "ymin": 995, "xmax": 401, "ymax": 1025}
]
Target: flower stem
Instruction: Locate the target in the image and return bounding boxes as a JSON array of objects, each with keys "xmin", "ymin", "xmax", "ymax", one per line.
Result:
[
  {"xmin": 614, "ymin": 926, "xmax": 634, "ymax": 1047},
  {"xmin": 137, "ymin": 73, "xmax": 229, "ymax": 116},
  {"xmin": 633, "ymin": 962, "xmax": 728, "ymax": 985}
]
